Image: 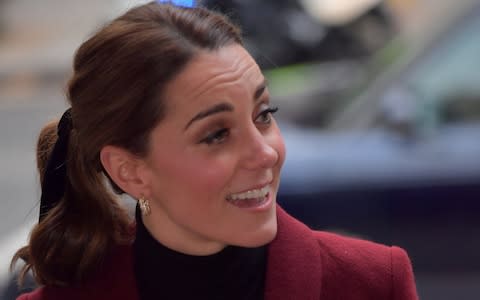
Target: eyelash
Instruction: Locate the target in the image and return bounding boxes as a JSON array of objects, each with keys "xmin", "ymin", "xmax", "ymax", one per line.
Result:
[
  {"xmin": 256, "ymin": 106, "xmax": 278, "ymax": 125},
  {"xmin": 200, "ymin": 106, "xmax": 279, "ymax": 145}
]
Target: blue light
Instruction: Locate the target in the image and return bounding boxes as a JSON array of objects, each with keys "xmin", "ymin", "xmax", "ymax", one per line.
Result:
[{"xmin": 156, "ymin": 0, "xmax": 195, "ymax": 7}]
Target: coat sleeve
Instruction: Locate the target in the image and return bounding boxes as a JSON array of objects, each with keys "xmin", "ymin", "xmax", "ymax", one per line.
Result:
[{"xmin": 391, "ymin": 246, "xmax": 419, "ymax": 300}]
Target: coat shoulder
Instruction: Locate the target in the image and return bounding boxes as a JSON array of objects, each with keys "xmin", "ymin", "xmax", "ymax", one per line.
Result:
[{"xmin": 313, "ymin": 231, "xmax": 418, "ymax": 300}]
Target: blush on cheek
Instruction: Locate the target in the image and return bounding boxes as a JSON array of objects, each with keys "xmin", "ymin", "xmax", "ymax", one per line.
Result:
[{"xmin": 183, "ymin": 159, "xmax": 233, "ymax": 194}]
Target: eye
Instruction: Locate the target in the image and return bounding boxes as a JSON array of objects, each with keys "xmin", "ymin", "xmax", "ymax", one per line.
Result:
[
  {"xmin": 255, "ymin": 106, "xmax": 278, "ymax": 125},
  {"xmin": 200, "ymin": 128, "xmax": 230, "ymax": 145}
]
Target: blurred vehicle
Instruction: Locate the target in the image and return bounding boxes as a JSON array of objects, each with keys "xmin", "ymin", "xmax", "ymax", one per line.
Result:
[
  {"xmin": 274, "ymin": 1, "xmax": 480, "ymax": 298},
  {"xmin": 279, "ymin": 0, "xmax": 480, "ymax": 194},
  {"xmin": 202, "ymin": 0, "xmax": 396, "ymax": 68}
]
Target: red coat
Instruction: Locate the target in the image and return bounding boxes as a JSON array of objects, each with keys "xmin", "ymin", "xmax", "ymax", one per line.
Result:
[{"xmin": 18, "ymin": 206, "xmax": 418, "ymax": 300}]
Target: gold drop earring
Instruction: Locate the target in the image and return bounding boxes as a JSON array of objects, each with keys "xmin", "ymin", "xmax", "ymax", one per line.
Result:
[{"xmin": 139, "ymin": 196, "xmax": 151, "ymax": 216}]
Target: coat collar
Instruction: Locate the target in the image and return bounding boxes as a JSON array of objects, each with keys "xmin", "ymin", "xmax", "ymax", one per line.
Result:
[{"xmin": 264, "ymin": 205, "xmax": 323, "ymax": 300}]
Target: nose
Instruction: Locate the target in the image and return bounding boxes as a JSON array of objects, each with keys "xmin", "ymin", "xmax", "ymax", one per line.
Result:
[{"xmin": 241, "ymin": 127, "xmax": 279, "ymax": 170}]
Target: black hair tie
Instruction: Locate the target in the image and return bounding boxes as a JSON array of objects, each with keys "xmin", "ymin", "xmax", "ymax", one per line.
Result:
[{"xmin": 39, "ymin": 108, "xmax": 73, "ymax": 222}]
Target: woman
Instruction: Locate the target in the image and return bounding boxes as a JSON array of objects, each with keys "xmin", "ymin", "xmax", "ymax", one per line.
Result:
[{"xmin": 12, "ymin": 2, "xmax": 418, "ymax": 299}]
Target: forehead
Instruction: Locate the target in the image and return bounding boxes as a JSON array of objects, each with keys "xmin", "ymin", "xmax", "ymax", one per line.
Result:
[{"xmin": 162, "ymin": 44, "xmax": 263, "ymax": 113}]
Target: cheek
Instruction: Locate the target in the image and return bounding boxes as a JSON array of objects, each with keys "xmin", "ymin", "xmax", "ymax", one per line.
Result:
[
  {"xmin": 193, "ymin": 158, "xmax": 233, "ymax": 192},
  {"xmin": 157, "ymin": 151, "xmax": 235, "ymax": 196}
]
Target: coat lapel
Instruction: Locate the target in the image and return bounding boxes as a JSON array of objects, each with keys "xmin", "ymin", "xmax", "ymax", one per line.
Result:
[{"xmin": 264, "ymin": 206, "xmax": 323, "ymax": 300}]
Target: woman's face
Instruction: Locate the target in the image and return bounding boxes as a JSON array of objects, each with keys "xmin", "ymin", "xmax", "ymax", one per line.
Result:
[{"xmin": 140, "ymin": 44, "xmax": 285, "ymax": 255}]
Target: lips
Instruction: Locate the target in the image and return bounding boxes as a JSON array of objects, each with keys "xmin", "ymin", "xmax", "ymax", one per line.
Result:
[{"xmin": 226, "ymin": 185, "xmax": 270, "ymax": 201}]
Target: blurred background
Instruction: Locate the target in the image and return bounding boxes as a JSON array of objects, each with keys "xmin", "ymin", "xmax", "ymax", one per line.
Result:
[{"xmin": 1, "ymin": 0, "xmax": 479, "ymax": 299}]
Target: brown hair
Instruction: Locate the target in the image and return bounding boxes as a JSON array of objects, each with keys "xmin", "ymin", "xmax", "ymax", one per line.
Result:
[{"xmin": 11, "ymin": 2, "xmax": 242, "ymax": 286}]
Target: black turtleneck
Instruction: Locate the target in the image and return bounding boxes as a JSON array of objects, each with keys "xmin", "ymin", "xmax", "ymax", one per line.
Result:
[{"xmin": 133, "ymin": 206, "xmax": 267, "ymax": 300}]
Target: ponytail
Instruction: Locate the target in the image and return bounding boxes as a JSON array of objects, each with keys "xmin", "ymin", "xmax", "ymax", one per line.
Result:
[{"xmin": 11, "ymin": 117, "xmax": 132, "ymax": 286}]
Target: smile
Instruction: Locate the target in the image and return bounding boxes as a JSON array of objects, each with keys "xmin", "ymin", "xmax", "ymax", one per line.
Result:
[{"xmin": 227, "ymin": 185, "xmax": 270, "ymax": 201}]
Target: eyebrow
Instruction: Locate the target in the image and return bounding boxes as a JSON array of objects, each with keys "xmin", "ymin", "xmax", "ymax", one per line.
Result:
[
  {"xmin": 184, "ymin": 79, "xmax": 268, "ymax": 130},
  {"xmin": 254, "ymin": 79, "xmax": 268, "ymax": 101}
]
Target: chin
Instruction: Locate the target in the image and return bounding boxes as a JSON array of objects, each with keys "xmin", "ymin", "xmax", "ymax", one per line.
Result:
[{"xmin": 235, "ymin": 217, "xmax": 278, "ymax": 248}]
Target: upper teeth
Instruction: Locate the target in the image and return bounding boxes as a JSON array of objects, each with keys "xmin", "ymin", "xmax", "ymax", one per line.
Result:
[{"xmin": 228, "ymin": 185, "xmax": 270, "ymax": 201}]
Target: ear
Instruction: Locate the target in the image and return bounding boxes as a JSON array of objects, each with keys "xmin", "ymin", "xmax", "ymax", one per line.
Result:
[{"xmin": 100, "ymin": 145, "xmax": 150, "ymax": 198}]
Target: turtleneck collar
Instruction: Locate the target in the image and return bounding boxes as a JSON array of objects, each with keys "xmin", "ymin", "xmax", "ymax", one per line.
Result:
[{"xmin": 133, "ymin": 205, "xmax": 267, "ymax": 300}]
